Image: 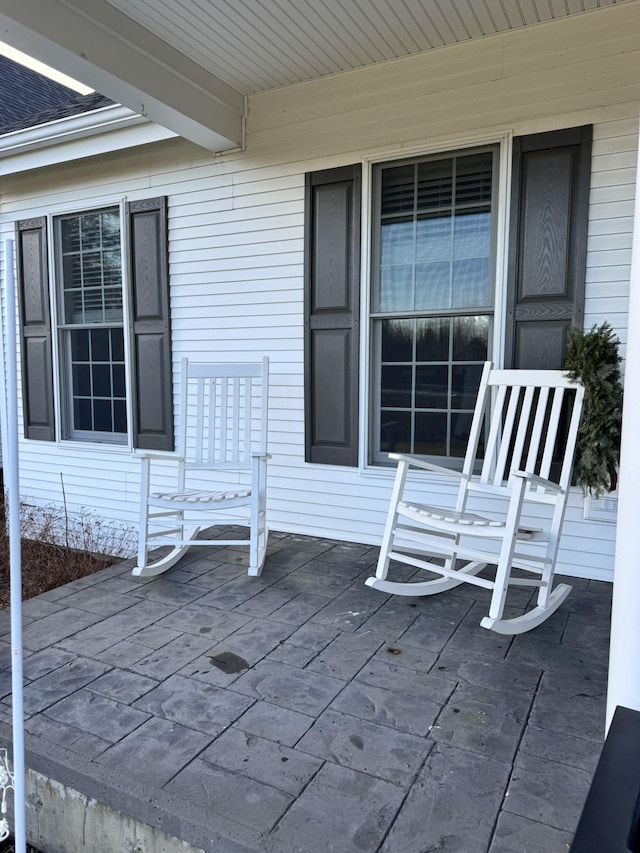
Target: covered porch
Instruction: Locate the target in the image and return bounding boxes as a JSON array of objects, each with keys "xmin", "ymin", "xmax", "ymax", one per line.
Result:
[{"xmin": 0, "ymin": 532, "xmax": 611, "ymax": 852}]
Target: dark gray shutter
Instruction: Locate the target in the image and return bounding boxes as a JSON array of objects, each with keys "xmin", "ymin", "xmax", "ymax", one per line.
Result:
[
  {"xmin": 304, "ymin": 165, "xmax": 361, "ymax": 465},
  {"xmin": 126, "ymin": 197, "xmax": 174, "ymax": 450},
  {"xmin": 16, "ymin": 217, "xmax": 55, "ymax": 441},
  {"xmin": 506, "ymin": 126, "xmax": 592, "ymax": 369}
]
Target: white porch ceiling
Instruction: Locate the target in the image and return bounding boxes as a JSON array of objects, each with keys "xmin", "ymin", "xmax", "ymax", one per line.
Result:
[
  {"xmin": 0, "ymin": 0, "xmax": 633, "ymax": 150},
  {"xmin": 106, "ymin": 0, "xmax": 630, "ymax": 94}
]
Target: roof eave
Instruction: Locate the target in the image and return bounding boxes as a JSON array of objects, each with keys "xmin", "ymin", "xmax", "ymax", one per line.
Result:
[{"xmin": 0, "ymin": 104, "xmax": 179, "ymax": 175}]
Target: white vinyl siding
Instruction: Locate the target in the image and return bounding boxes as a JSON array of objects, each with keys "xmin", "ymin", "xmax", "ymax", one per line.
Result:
[{"xmin": 1, "ymin": 2, "xmax": 638, "ymax": 578}]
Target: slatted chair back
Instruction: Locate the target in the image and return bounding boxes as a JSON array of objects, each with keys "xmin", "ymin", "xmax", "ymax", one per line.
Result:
[
  {"xmin": 179, "ymin": 358, "xmax": 269, "ymax": 472},
  {"xmin": 459, "ymin": 364, "xmax": 584, "ymax": 508}
]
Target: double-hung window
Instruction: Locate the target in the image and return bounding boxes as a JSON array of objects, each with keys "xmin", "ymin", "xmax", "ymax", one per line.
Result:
[
  {"xmin": 56, "ymin": 208, "xmax": 127, "ymax": 442},
  {"xmin": 303, "ymin": 127, "xmax": 592, "ymax": 468},
  {"xmin": 16, "ymin": 196, "xmax": 174, "ymax": 451},
  {"xmin": 371, "ymin": 148, "xmax": 497, "ymax": 463}
]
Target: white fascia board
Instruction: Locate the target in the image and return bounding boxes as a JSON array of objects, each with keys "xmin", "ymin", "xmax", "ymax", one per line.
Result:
[
  {"xmin": 0, "ymin": 0, "xmax": 245, "ymax": 152},
  {"xmin": 0, "ymin": 107, "xmax": 178, "ymax": 175}
]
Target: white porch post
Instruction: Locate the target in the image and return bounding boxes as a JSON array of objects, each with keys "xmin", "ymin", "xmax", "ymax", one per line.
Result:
[{"xmin": 606, "ymin": 113, "xmax": 640, "ymax": 729}]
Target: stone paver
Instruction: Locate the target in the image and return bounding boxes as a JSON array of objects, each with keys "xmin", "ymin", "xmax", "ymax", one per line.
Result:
[
  {"xmin": 381, "ymin": 743, "xmax": 511, "ymax": 852},
  {"xmin": 505, "ymin": 752, "xmax": 595, "ymax": 831},
  {"xmin": 431, "ymin": 682, "xmax": 534, "ymax": 763},
  {"xmin": 201, "ymin": 726, "xmax": 323, "ymax": 795},
  {"xmin": 0, "ymin": 531, "xmax": 612, "ymax": 852},
  {"xmin": 489, "ymin": 812, "xmax": 574, "ymax": 853},
  {"xmin": 266, "ymin": 762, "xmax": 404, "ymax": 853},
  {"xmin": 165, "ymin": 758, "xmax": 293, "ymax": 835},
  {"xmin": 133, "ymin": 672, "xmax": 254, "ymax": 735},
  {"xmin": 297, "ymin": 707, "xmax": 431, "ymax": 785},
  {"xmin": 332, "ymin": 679, "xmax": 442, "ymax": 736},
  {"xmin": 97, "ymin": 716, "xmax": 213, "ymax": 786},
  {"xmin": 234, "ymin": 701, "xmax": 315, "ymax": 747}
]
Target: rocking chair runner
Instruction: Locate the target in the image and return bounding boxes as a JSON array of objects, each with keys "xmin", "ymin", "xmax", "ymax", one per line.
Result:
[
  {"xmin": 366, "ymin": 362, "xmax": 585, "ymax": 635},
  {"xmin": 133, "ymin": 357, "xmax": 269, "ymax": 578}
]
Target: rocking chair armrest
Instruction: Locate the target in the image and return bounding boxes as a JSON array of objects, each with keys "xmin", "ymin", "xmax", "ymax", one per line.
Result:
[
  {"xmin": 251, "ymin": 452, "xmax": 271, "ymax": 460},
  {"xmin": 388, "ymin": 453, "xmax": 467, "ymax": 479},
  {"xmin": 511, "ymin": 470, "xmax": 565, "ymax": 495},
  {"xmin": 133, "ymin": 450, "xmax": 185, "ymax": 462}
]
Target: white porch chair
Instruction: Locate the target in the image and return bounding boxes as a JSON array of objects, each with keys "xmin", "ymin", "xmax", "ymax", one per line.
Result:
[
  {"xmin": 133, "ymin": 357, "xmax": 269, "ymax": 578},
  {"xmin": 366, "ymin": 362, "xmax": 585, "ymax": 634}
]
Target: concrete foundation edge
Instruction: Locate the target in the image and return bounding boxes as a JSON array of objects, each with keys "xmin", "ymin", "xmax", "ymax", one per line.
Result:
[{"xmin": 0, "ymin": 721, "xmax": 259, "ymax": 853}]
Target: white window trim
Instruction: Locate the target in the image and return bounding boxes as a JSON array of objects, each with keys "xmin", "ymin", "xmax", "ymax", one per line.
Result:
[
  {"xmin": 47, "ymin": 197, "xmax": 135, "ymax": 451},
  {"xmin": 358, "ymin": 130, "xmax": 514, "ymax": 477}
]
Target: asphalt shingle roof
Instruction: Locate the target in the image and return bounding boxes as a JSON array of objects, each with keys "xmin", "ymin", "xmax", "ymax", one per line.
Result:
[{"xmin": 0, "ymin": 54, "xmax": 113, "ymax": 134}]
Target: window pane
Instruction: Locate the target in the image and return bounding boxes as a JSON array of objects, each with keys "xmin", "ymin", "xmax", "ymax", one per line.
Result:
[
  {"xmin": 453, "ymin": 209, "xmax": 490, "ymax": 260},
  {"xmin": 112, "ymin": 364, "xmax": 126, "ymax": 398},
  {"xmin": 415, "ymin": 262, "xmax": 450, "ymax": 310},
  {"xmin": 61, "ymin": 217, "xmax": 80, "ymax": 253},
  {"xmin": 414, "ymin": 412, "xmax": 447, "ymax": 456},
  {"xmin": 91, "ymin": 329, "xmax": 110, "ymax": 361},
  {"xmin": 113, "ymin": 400, "xmax": 127, "ymax": 433},
  {"xmin": 416, "ymin": 318, "xmax": 450, "ymax": 362},
  {"xmin": 102, "ymin": 214, "xmax": 120, "ymax": 247},
  {"xmin": 380, "ymin": 218, "xmax": 414, "ymax": 266},
  {"xmin": 450, "ymin": 413, "xmax": 474, "ymax": 457},
  {"xmin": 416, "ymin": 365, "xmax": 448, "ymax": 408},
  {"xmin": 416, "ymin": 214, "xmax": 452, "ymax": 262},
  {"xmin": 81, "ymin": 214, "xmax": 101, "ymax": 250},
  {"xmin": 74, "ymin": 398, "xmax": 92, "ymax": 431},
  {"xmin": 92, "ymin": 363, "xmax": 111, "ymax": 397},
  {"xmin": 417, "ymin": 159, "xmax": 452, "ymax": 211},
  {"xmin": 452, "ymin": 258, "xmax": 490, "ymax": 308},
  {"xmin": 379, "ymin": 265, "xmax": 413, "ymax": 312},
  {"xmin": 111, "ymin": 329, "xmax": 125, "ymax": 361},
  {"xmin": 456, "ymin": 152, "xmax": 493, "ymax": 206},
  {"xmin": 72, "ymin": 363, "xmax": 91, "ymax": 397},
  {"xmin": 452, "ymin": 316, "xmax": 489, "ymax": 361},
  {"xmin": 93, "ymin": 399, "xmax": 113, "ymax": 432},
  {"xmin": 452, "ymin": 364, "xmax": 484, "ymax": 409},
  {"xmin": 380, "ymin": 410, "xmax": 411, "ymax": 453},
  {"xmin": 382, "ymin": 319, "xmax": 413, "ymax": 363},
  {"xmin": 70, "ymin": 329, "xmax": 89, "ymax": 361},
  {"xmin": 381, "ymin": 365, "xmax": 412, "ymax": 408},
  {"xmin": 381, "ymin": 165, "xmax": 415, "ymax": 215}
]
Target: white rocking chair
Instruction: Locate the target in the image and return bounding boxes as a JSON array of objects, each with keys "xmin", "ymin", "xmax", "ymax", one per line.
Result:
[
  {"xmin": 133, "ymin": 358, "xmax": 269, "ymax": 578},
  {"xmin": 366, "ymin": 362, "xmax": 585, "ymax": 635}
]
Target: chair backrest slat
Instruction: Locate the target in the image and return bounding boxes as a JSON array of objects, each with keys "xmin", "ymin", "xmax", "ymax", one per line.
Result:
[
  {"xmin": 466, "ymin": 363, "xmax": 584, "ymax": 498},
  {"xmin": 539, "ymin": 386, "xmax": 565, "ymax": 481},
  {"xmin": 180, "ymin": 357, "xmax": 269, "ymax": 471},
  {"xmin": 525, "ymin": 385, "xmax": 550, "ymax": 474},
  {"xmin": 195, "ymin": 377, "xmax": 205, "ymax": 465},
  {"xmin": 492, "ymin": 384, "xmax": 522, "ymax": 486},
  {"xmin": 510, "ymin": 384, "xmax": 535, "ymax": 479},
  {"xmin": 479, "ymin": 382, "xmax": 507, "ymax": 483}
]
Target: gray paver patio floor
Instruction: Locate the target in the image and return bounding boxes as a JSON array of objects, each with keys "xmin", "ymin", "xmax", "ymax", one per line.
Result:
[{"xmin": 0, "ymin": 529, "xmax": 612, "ymax": 852}]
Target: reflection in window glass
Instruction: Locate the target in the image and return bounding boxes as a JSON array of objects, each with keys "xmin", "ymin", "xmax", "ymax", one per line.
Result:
[
  {"xmin": 57, "ymin": 207, "xmax": 127, "ymax": 440},
  {"xmin": 372, "ymin": 148, "xmax": 495, "ymax": 462}
]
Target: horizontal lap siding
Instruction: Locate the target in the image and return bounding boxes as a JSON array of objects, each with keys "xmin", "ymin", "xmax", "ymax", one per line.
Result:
[{"xmin": 1, "ymin": 3, "xmax": 637, "ymax": 578}]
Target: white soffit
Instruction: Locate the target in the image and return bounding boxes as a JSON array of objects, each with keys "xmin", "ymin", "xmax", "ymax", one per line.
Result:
[{"xmin": 105, "ymin": 0, "xmax": 630, "ymax": 94}]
